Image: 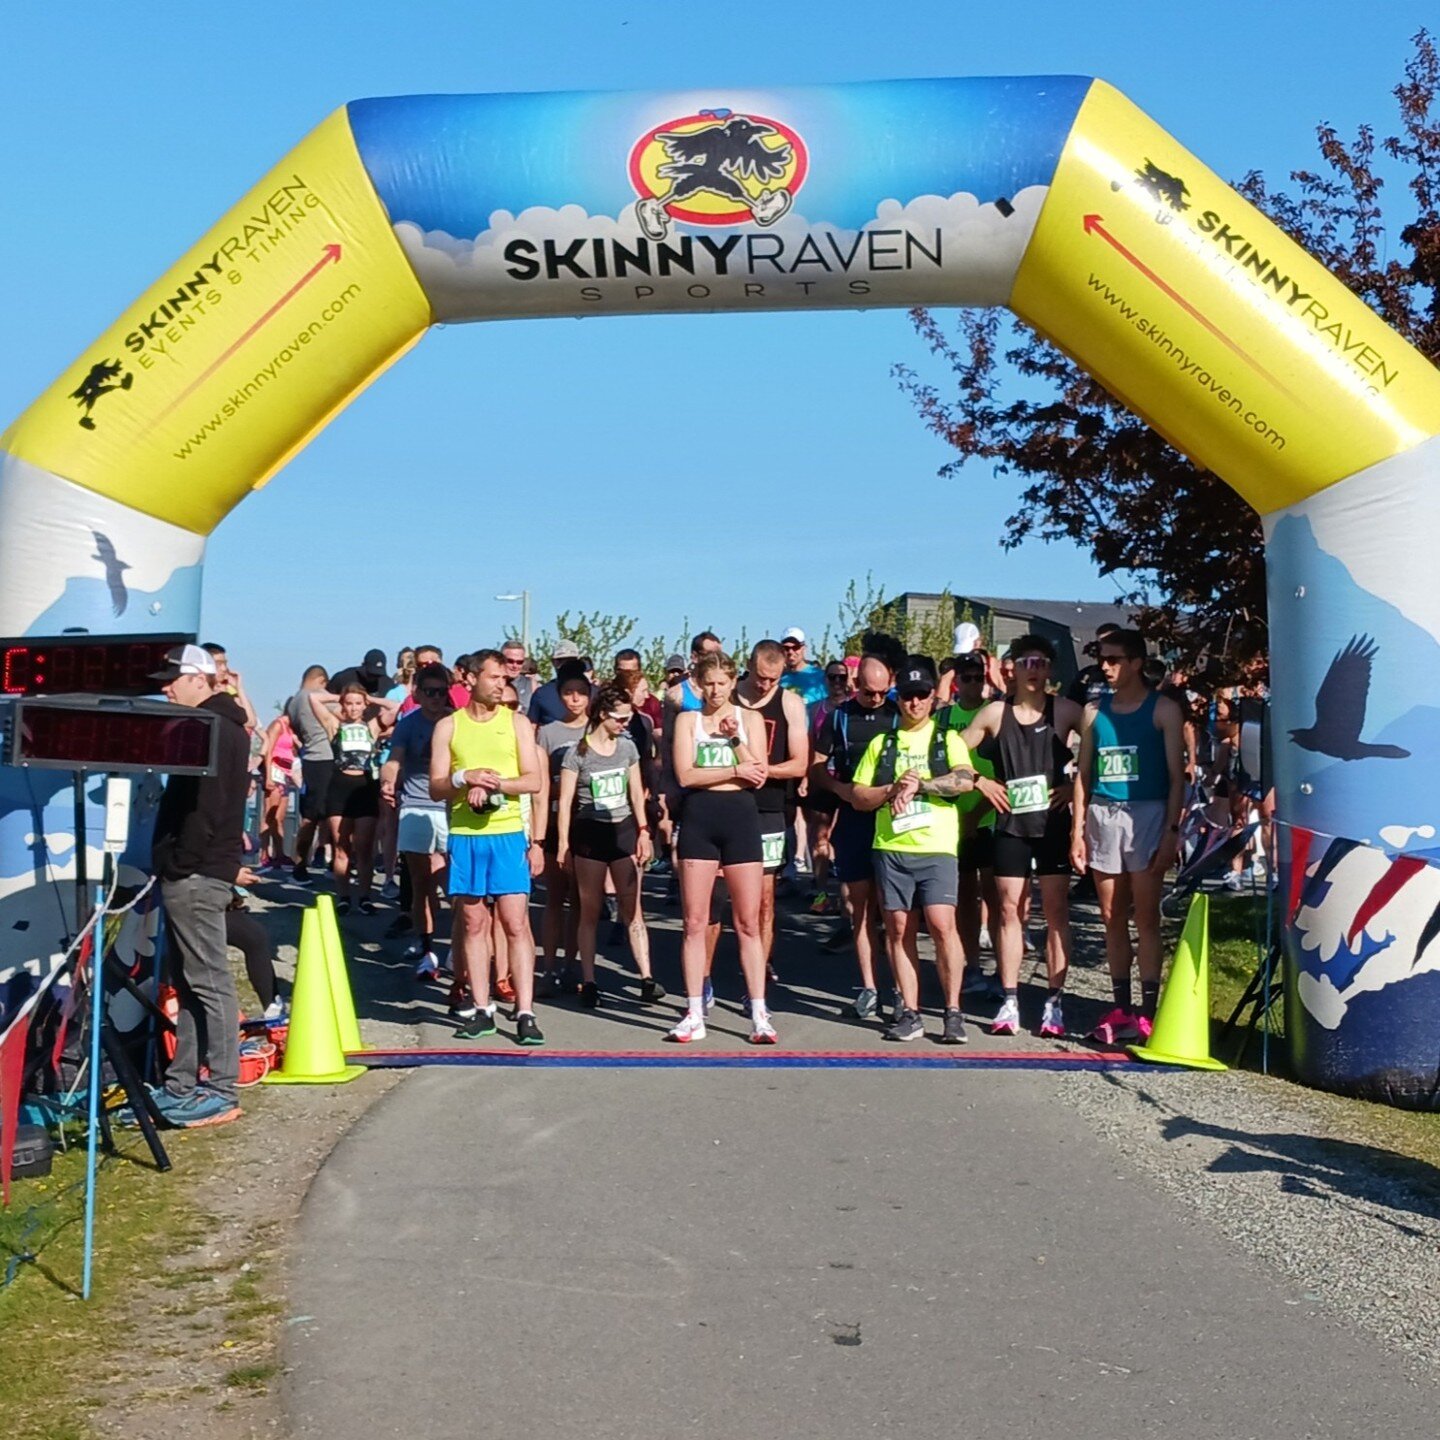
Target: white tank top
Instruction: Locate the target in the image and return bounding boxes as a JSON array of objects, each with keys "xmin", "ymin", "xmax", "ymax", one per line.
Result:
[{"xmin": 692, "ymin": 709, "xmax": 749, "ymax": 770}]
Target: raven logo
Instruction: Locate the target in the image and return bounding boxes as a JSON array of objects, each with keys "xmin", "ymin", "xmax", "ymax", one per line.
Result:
[
  {"xmin": 1288, "ymin": 634, "xmax": 1410, "ymax": 762},
  {"xmin": 630, "ymin": 108, "xmax": 807, "ymax": 241},
  {"xmin": 90, "ymin": 530, "xmax": 132, "ymax": 617},
  {"xmin": 70, "ymin": 358, "xmax": 134, "ymax": 430},
  {"xmin": 1109, "ymin": 159, "xmax": 1191, "ymax": 225}
]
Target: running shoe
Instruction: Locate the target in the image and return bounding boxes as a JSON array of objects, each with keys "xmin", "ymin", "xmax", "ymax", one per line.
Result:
[
  {"xmin": 639, "ymin": 976, "xmax": 667, "ymax": 1005},
  {"xmin": 748, "ymin": 1015, "xmax": 779, "ymax": 1045},
  {"xmin": 580, "ymin": 980, "xmax": 600, "ymax": 1009},
  {"xmin": 165, "ymin": 1087, "xmax": 241, "ymax": 1129},
  {"xmin": 808, "ymin": 892, "xmax": 838, "ymax": 916},
  {"xmin": 290, "ymin": 863, "xmax": 313, "ymax": 886},
  {"xmin": 882, "ymin": 1007, "xmax": 924, "ymax": 1042},
  {"xmin": 961, "ymin": 967, "xmax": 994, "ymax": 996},
  {"xmin": 261, "ymin": 998, "xmax": 290, "ymax": 1026},
  {"xmin": 1087, "ymin": 1007, "xmax": 1141, "ymax": 1044},
  {"xmin": 380, "ymin": 878, "xmax": 400, "ymax": 900},
  {"xmin": 701, "ymin": 977, "xmax": 715, "ymax": 1015},
  {"xmin": 1039, "ymin": 995, "xmax": 1066, "ymax": 1038},
  {"xmin": 357, "ymin": 897, "xmax": 377, "ymax": 917},
  {"xmin": 516, "ymin": 1013, "xmax": 545, "ymax": 1046},
  {"xmin": 940, "ymin": 1008, "xmax": 968, "ymax": 1045},
  {"xmin": 853, "ymin": 987, "xmax": 878, "ymax": 1020},
  {"xmin": 447, "ymin": 996, "xmax": 478, "ymax": 1022},
  {"xmin": 494, "ymin": 975, "xmax": 517, "ymax": 1006},
  {"xmin": 413, "ymin": 951, "xmax": 440, "ymax": 981},
  {"xmin": 990, "ymin": 998, "xmax": 1022, "ymax": 1036},
  {"xmin": 1133, "ymin": 1015, "xmax": 1154, "ymax": 1043},
  {"xmin": 666, "ymin": 1013, "xmax": 707, "ymax": 1043},
  {"xmin": 455, "ymin": 1007, "xmax": 497, "ymax": 1040},
  {"xmin": 1223, "ymin": 871, "xmax": 1244, "ymax": 892}
]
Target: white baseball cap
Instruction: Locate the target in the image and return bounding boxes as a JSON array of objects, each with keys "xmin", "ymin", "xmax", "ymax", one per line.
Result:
[
  {"xmin": 149, "ymin": 643, "xmax": 218, "ymax": 682},
  {"xmin": 953, "ymin": 622, "xmax": 982, "ymax": 654},
  {"xmin": 781, "ymin": 626, "xmax": 806, "ymax": 645}
]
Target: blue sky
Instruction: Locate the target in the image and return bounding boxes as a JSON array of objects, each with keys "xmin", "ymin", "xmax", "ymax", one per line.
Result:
[{"xmin": 2, "ymin": 3, "xmax": 1432, "ymax": 712}]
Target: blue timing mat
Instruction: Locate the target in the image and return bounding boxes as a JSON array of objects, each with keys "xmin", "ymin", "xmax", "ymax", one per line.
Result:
[{"xmin": 345, "ymin": 1048, "xmax": 1140, "ymax": 1071}]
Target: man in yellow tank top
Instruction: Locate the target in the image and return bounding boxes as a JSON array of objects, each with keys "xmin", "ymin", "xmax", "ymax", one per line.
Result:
[{"xmin": 429, "ymin": 649, "xmax": 544, "ymax": 1044}]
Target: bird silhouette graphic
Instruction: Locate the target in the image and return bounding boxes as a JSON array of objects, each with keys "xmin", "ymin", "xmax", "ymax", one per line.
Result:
[
  {"xmin": 90, "ymin": 530, "xmax": 131, "ymax": 617},
  {"xmin": 1288, "ymin": 634, "xmax": 1410, "ymax": 761}
]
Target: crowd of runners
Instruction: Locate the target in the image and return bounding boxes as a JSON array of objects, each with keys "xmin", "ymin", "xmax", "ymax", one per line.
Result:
[{"xmin": 225, "ymin": 623, "xmax": 1267, "ymax": 1052}]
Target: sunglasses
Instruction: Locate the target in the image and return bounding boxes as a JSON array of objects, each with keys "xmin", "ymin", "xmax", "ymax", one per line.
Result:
[
  {"xmin": 956, "ymin": 668, "xmax": 984, "ymax": 681},
  {"xmin": 1016, "ymin": 655, "xmax": 1050, "ymax": 670},
  {"xmin": 826, "ymin": 672, "xmax": 848, "ymax": 683},
  {"xmin": 418, "ymin": 687, "xmax": 448, "ymax": 698},
  {"xmin": 902, "ymin": 688, "xmax": 935, "ymax": 700},
  {"xmin": 857, "ymin": 686, "xmax": 889, "ymax": 699},
  {"xmin": 1097, "ymin": 654, "xmax": 1130, "ymax": 667},
  {"xmin": 780, "ymin": 641, "xmax": 803, "ymax": 650}
]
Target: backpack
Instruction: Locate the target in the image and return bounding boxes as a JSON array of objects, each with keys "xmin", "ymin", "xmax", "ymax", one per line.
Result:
[{"xmin": 870, "ymin": 715, "xmax": 957, "ymax": 789}]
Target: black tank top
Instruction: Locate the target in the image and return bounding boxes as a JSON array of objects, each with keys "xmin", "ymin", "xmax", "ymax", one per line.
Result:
[
  {"xmin": 995, "ymin": 696, "xmax": 1070, "ymax": 838},
  {"xmin": 743, "ymin": 684, "xmax": 790, "ymax": 815}
]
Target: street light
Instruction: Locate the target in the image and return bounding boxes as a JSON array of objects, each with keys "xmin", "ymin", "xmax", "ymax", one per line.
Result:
[{"xmin": 495, "ymin": 590, "xmax": 530, "ymax": 651}]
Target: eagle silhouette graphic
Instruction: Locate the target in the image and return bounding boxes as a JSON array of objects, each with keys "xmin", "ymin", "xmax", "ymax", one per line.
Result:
[
  {"xmin": 90, "ymin": 530, "xmax": 131, "ymax": 616},
  {"xmin": 1288, "ymin": 634, "xmax": 1409, "ymax": 761},
  {"xmin": 636, "ymin": 114, "xmax": 794, "ymax": 241}
]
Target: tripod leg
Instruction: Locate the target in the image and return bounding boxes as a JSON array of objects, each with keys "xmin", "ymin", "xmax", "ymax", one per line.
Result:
[{"xmin": 100, "ymin": 1025, "xmax": 171, "ymax": 1172}]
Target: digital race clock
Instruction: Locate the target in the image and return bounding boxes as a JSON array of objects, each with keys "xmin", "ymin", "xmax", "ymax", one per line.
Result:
[
  {"xmin": 6, "ymin": 696, "xmax": 218, "ymax": 775},
  {"xmin": 0, "ymin": 634, "xmax": 193, "ymax": 698}
]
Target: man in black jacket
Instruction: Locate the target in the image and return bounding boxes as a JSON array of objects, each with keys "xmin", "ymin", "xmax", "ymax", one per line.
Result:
[{"xmin": 150, "ymin": 644, "xmax": 251, "ymax": 1128}]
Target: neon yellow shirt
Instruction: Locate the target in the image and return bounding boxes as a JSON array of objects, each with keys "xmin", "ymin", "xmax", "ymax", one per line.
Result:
[
  {"xmin": 940, "ymin": 701, "xmax": 996, "ymax": 828},
  {"xmin": 448, "ymin": 707, "xmax": 524, "ymax": 836},
  {"xmin": 852, "ymin": 719, "xmax": 973, "ymax": 855}
]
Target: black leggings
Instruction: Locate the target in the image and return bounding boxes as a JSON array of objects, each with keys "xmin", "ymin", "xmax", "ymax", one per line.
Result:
[{"xmin": 226, "ymin": 908, "xmax": 276, "ymax": 1009}]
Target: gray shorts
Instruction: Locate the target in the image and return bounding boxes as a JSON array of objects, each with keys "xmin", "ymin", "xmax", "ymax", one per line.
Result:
[
  {"xmin": 874, "ymin": 849, "xmax": 959, "ymax": 911},
  {"xmin": 1085, "ymin": 799, "xmax": 1167, "ymax": 874}
]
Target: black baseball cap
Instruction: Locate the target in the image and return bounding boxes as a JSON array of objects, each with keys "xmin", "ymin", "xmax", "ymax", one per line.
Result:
[
  {"xmin": 361, "ymin": 647, "xmax": 388, "ymax": 675},
  {"xmin": 896, "ymin": 664, "xmax": 936, "ymax": 697}
]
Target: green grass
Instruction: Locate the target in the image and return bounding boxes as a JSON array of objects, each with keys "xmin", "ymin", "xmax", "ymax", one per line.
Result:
[{"xmin": 0, "ymin": 1117, "xmax": 234, "ymax": 1439}]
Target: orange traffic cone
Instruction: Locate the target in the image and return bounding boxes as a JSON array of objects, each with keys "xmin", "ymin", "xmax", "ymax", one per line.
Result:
[
  {"xmin": 265, "ymin": 908, "xmax": 364, "ymax": 1085},
  {"xmin": 1129, "ymin": 892, "xmax": 1228, "ymax": 1071},
  {"xmin": 314, "ymin": 893, "xmax": 362, "ymax": 1054}
]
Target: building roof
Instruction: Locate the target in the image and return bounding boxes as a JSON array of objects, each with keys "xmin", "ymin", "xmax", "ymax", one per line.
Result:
[
  {"xmin": 961, "ymin": 596, "xmax": 1139, "ymax": 636},
  {"xmin": 894, "ymin": 592, "xmax": 1139, "ymax": 636}
]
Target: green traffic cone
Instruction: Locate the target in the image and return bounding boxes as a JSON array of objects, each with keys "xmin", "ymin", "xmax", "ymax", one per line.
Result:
[
  {"xmin": 1129, "ymin": 892, "xmax": 1228, "ymax": 1071},
  {"xmin": 265, "ymin": 908, "xmax": 364, "ymax": 1085},
  {"xmin": 314, "ymin": 893, "xmax": 363, "ymax": 1054}
]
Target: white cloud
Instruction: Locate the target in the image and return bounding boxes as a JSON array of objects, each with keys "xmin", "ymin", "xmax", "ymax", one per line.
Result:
[{"xmin": 394, "ymin": 185, "xmax": 1049, "ymax": 322}]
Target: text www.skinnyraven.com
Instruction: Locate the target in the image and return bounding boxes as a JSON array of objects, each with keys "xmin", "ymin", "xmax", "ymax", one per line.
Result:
[
  {"xmin": 172, "ymin": 283, "xmax": 363, "ymax": 459},
  {"xmin": 1085, "ymin": 273, "xmax": 1285, "ymax": 450}
]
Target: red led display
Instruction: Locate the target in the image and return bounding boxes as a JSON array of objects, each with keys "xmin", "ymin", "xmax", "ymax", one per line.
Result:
[
  {"xmin": 9, "ymin": 699, "xmax": 217, "ymax": 774},
  {"xmin": 0, "ymin": 635, "xmax": 191, "ymax": 697}
]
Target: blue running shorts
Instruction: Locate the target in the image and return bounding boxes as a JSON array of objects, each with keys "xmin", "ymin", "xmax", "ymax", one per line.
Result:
[{"xmin": 448, "ymin": 831, "xmax": 531, "ymax": 898}]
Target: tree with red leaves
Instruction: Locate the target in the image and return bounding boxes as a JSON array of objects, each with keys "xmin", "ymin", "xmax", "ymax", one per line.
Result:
[{"xmin": 896, "ymin": 32, "xmax": 1440, "ymax": 682}]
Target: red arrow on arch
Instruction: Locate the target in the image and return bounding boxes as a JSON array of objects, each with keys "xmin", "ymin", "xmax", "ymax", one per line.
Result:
[
  {"xmin": 155, "ymin": 244, "xmax": 344, "ymax": 424},
  {"xmin": 1083, "ymin": 214, "xmax": 1296, "ymax": 402}
]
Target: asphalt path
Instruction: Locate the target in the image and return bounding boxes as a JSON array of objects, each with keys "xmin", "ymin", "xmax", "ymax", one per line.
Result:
[
  {"xmin": 286, "ymin": 1062, "xmax": 1440, "ymax": 1439},
  {"xmin": 278, "ymin": 883, "xmax": 1440, "ymax": 1436}
]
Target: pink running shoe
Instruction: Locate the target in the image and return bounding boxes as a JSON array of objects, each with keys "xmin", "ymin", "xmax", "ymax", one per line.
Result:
[
  {"xmin": 1087, "ymin": 1007, "xmax": 1141, "ymax": 1044},
  {"xmin": 1133, "ymin": 1015, "xmax": 1154, "ymax": 1043},
  {"xmin": 990, "ymin": 998, "xmax": 1021, "ymax": 1036}
]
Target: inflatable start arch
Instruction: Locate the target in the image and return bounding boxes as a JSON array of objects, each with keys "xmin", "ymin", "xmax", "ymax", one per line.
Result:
[{"xmin": 4, "ymin": 77, "xmax": 1440, "ymax": 1103}]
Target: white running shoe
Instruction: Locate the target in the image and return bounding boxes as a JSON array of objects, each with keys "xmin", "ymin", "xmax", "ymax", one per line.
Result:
[
  {"xmin": 991, "ymin": 998, "xmax": 1022, "ymax": 1036},
  {"xmin": 1039, "ymin": 994, "xmax": 1066, "ymax": 1038},
  {"xmin": 666, "ymin": 1013, "xmax": 707, "ymax": 1044},
  {"xmin": 413, "ymin": 951, "xmax": 439, "ymax": 980},
  {"xmin": 748, "ymin": 1015, "xmax": 778, "ymax": 1045}
]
